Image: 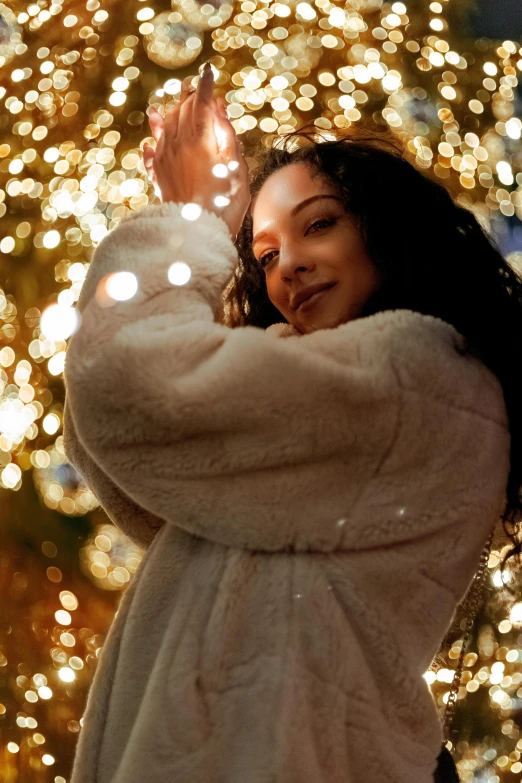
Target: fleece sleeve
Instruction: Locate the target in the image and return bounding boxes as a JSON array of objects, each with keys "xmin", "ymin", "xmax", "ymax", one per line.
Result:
[
  {"xmin": 63, "ymin": 201, "xmax": 510, "ymax": 553},
  {"xmin": 63, "ymin": 400, "xmax": 165, "ymax": 550}
]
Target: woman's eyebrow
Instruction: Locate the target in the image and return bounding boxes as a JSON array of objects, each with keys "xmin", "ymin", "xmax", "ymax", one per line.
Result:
[{"xmin": 252, "ymin": 195, "xmax": 342, "ymax": 247}]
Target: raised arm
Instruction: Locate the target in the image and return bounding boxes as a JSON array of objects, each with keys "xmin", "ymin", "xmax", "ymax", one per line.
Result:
[{"xmin": 64, "ymin": 201, "xmax": 510, "ymax": 553}]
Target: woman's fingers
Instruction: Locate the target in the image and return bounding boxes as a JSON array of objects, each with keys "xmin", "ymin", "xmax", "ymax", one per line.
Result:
[
  {"xmin": 189, "ymin": 64, "xmax": 219, "ymax": 154},
  {"xmin": 153, "ymin": 76, "xmax": 195, "ymax": 143},
  {"xmin": 148, "ymin": 107, "xmax": 164, "ymax": 143},
  {"xmin": 213, "ymin": 101, "xmax": 244, "ymax": 169},
  {"xmin": 148, "ymin": 67, "xmax": 215, "ymax": 137},
  {"xmin": 193, "ymin": 63, "xmax": 215, "ymax": 108},
  {"xmin": 151, "ymin": 128, "xmax": 167, "ymax": 184},
  {"xmin": 143, "ymin": 143, "xmax": 155, "ymax": 180},
  {"xmin": 180, "ymin": 75, "xmax": 195, "ymax": 101},
  {"xmin": 145, "ymin": 97, "xmax": 225, "ymax": 186},
  {"xmin": 161, "ymin": 76, "xmax": 196, "ymax": 140},
  {"xmin": 146, "ymin": 63, "xmax": 244, "ymax": 207},
  {"xmin": 149, "ymin": 68, "xmax": 217, "ymax": 152},
  {"xmin": 143, "ymin": 143, "xmax": 152, "ymax": 165},
  {"xmin": 143, "ymin": 144, "xmax": 161, "ymax": 194}
]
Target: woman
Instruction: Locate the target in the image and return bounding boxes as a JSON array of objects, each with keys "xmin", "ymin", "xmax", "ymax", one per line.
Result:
[{"xmin": 63, "ymin": 62, "xmax": 521, "ymax": 782}]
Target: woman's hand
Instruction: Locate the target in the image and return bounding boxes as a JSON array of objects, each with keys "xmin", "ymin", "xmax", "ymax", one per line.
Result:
[{"xmin": 143, "ymin": 64, "xmax": 251, "ymax": 243}]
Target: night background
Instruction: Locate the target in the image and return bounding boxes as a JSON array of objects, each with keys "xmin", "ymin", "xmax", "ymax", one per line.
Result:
[{"xmin": 0, "ymin": 0, "xmax": 521, "ymax": 781}]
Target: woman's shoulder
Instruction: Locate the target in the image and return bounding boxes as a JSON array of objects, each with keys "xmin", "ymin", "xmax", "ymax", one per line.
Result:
[
  {"xmin": 363, "ymin": 310, "xmax": 507, "ymax": 429},
  {"xmin": 266, "ymin": 309, "xmax": 507, "ymax": 429},
  {"xmin": 352, "ymin": 308, "xmax": 466, "ymax": 348},
  {"xmin": 265, "ymin": 308, "xmax": 465, "ymax": 348}
]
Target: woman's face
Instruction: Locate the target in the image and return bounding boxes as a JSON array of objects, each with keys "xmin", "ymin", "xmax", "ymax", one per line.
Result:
[{"xmin": 251, "ymin": 162, "xmax": 381, "ymax": 334}]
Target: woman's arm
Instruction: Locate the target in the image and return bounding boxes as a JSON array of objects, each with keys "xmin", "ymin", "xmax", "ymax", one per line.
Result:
[
  {"xmin": 63, "ymin": 400, "xmax": 165, "ymax": 549},
  {"xmin": 64, "ymin": 201, "xmax": 510, "ymax": 553}
]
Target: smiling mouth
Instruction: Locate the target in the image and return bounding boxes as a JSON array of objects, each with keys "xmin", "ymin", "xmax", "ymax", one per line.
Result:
[{"xmin": 297, "ymin": 284, "xmax": 336, "ymax": 311}]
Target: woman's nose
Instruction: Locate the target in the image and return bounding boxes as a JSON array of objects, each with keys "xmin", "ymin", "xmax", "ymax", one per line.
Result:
[{"xmin": 278, "ymin": 246, "xmax": 315, "ymax": 279}]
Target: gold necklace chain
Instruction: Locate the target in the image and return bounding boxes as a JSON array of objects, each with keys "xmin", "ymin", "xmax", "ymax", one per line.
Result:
[{"xmin": 430, "ymin": 527, "xmax": 495, "ymax": 747}]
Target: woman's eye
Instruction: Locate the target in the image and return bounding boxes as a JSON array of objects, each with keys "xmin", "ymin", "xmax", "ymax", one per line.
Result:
[
  {"xmin": 259, "ymin": 250, "xmax": 278, "ymax": 267},
  {"xmin": 309, "ymin": 217, "xmax": 334, "ymax": 234},
  {"xmin": 258, "ymin": 218, "xmax": 335, "ymax": 268}
]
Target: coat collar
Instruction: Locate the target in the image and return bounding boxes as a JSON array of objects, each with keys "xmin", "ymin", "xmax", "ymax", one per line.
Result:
[{"xmin": 265, "ymin": 322, "xmax": 302, "ymax": 338}]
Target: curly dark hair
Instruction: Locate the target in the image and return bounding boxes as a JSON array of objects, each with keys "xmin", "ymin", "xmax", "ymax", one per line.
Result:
[{"xmin": 222, "ymin": 122, "xmax": 522, "ymax": 591}]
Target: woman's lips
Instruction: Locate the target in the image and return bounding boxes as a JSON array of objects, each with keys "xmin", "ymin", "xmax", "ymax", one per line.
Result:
[{"xmin": 297, "ymin": 283, "xmax": 336, "ymax": 312}]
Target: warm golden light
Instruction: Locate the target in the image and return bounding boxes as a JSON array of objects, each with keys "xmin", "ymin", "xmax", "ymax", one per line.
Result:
[{"xmin": 0, "ymin": 2, "xmax": 521, "ymax": 779}]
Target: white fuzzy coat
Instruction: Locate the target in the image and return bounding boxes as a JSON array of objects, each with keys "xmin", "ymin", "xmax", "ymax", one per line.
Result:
[{"xmin": 63, "ymin": 201, "xmax": 511, "ymax": 783}]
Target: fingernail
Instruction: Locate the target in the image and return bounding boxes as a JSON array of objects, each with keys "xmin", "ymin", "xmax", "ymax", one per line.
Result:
[{"xmin": 204, "ymin": 61, "xmax": 212, "ymax": 72}]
